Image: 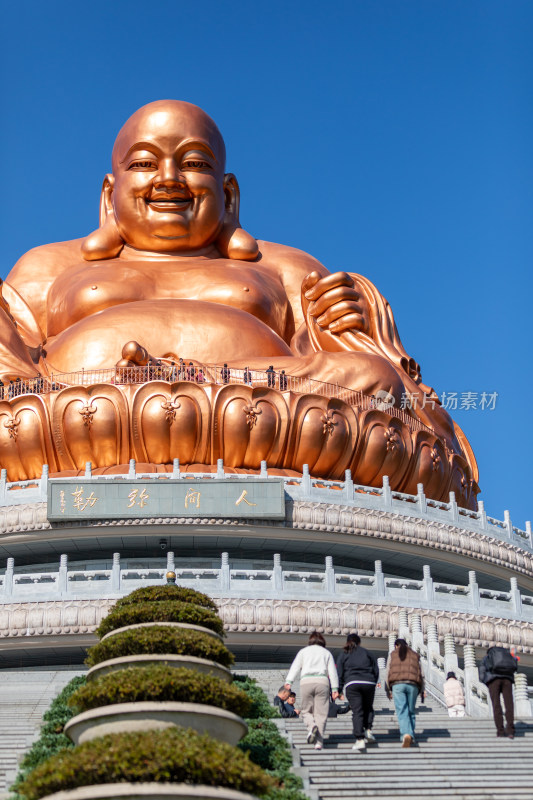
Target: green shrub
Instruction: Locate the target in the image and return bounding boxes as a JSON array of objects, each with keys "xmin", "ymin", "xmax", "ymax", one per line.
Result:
[
  {"xmin": 11, "ymin": 676, "xmax": 86, "ymax": 794},
  {"xmin": 97, "ymin": 600, "xmax": 224, "ymax": 638},
  {"xmin": 113, "ymin": 584, "xmax": 218, "ymax": 611},
  {"xmin": 68, "ymin": 664, "xmax": 251, "ymax": 718},
  {"xmin": 87, "ymin": 624, "xmax": 234, "ymax": 668},
  {"xmin": 17, "ymin": 727, "xmax": 274, "ymax": 800},
  {"xmin": 233, "ymin": 674, "xmax": 280, "ymax": 719}
]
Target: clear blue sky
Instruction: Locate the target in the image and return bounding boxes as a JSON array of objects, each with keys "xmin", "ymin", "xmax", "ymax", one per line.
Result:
[{"xmin": 1, "ymin": 0, "xmax": 531, "ymax": 527}]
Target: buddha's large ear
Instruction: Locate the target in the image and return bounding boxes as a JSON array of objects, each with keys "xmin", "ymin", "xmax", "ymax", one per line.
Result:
[
  {"xmin": 81, "ymin": 175, "xmax": 124, "ymax": 261},
  {"xmin": 215, "ymin": 173, "xmax": 259, "ymax": 261}
]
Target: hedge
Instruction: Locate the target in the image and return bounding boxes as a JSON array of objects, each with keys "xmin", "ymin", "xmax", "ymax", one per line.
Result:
[
  {"xmin": 112, "ymin": 584, "xmax": 218, "ymax": 612},
  {"xmin": 10, "ymin": 675, "xmax": 86, "ymax": 795},
  {"xmin": 68, "ymin": 664, "xmax": 252, "ymax": 718},
  {"xmin": 87, "ymin": 625, "xmax": 234, "ymax": 668},
  {"xmin": 97, "ymin": 600, "xmax": 224, "ymax": 638},
  {"xmin": 17, "ymin": 727, "xmax": 274, "ymax": 800}
]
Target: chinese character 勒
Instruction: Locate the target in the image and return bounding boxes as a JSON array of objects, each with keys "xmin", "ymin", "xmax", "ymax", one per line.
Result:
[{"xmin": 71, "ymin": 486, "xmax": 98, "ymax": 512}]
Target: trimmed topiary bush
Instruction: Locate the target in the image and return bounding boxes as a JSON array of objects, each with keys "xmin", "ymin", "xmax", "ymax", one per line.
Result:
[
  {"xmin": 97, "ymin": 600, "xmax": 224, "ymax": 638},
  {"xmin": 17, "ymin": 727, "xmax": 274, "ymax": 800},
  {"xmin": 68, "ymin": 664, "xmax": 252, "ymax": 718},
  {"xmin": 87, "ymin": 624, "xmax": 234, "ymax": 668},
  {"xmin": 112, "ymin": 584, "xmax": 218, "ymax": 611},
  {"xmin": 233, "ymin": 674, "xmax": 279, "ymax": 719}
]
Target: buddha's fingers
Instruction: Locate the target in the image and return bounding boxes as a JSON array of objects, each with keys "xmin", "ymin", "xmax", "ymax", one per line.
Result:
[
  {"xmin": 316, "ymin": 301, "xmax": 365, "ymax": 328},
  {"xmin": 308, "ymin": 285, "xmax": 360, "ymax": 318},
  {"xmin": 303, "ymin": 271, "xmax": 354, "ymax": 301},
  {"xmin": 329, "ymin": 312, "xmax": 367, "ymax": 334}
]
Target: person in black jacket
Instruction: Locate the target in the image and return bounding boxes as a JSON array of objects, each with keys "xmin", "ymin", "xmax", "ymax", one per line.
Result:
[
  {"xmin": 337, "ymin": 633, "xmax": 379, "ymax": 751},
  {"xmin": 273, "ymin": 685, "xmax": 292, "ymax": 718},
  {"xmin": 479, "ymin": 646, "xmax": 518, "ymax": 738}
]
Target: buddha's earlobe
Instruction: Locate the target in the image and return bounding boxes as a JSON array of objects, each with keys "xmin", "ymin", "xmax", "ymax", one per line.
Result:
[
  {"xmin": 215, "ymin": 173, "xmax": 259, "ymax": 261},
  {"xmin": 81, "ymin": 175, "xmax": 124, "ymax": 261}
]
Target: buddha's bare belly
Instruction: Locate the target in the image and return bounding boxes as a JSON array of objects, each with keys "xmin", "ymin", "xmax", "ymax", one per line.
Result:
[{"xmin": 45, "ymin": 299, "xmax": 292, "ymax": 372}]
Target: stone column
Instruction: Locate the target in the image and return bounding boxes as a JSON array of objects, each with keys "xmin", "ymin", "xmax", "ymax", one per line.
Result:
[
  {"xmin": 398, "ymin": 609, "xmax": 409, "ymax": 642},
  {"xmin": 410, "ymin": 614, "xmax": 424, "ymax": 653},
  {"xmin": 514, "ymin": 673, "xmax": 532, "ymax": 718},
  {"xmin": 463, "ymin": 644, "xmax": 478, "ymax": 716},
  {"xmin": 444, "ymin": 633, "xmax": 459, "ymax": 675},
  {"xmin": 426, "ymin": 622, "xmax": 440, "ymax": 657}
]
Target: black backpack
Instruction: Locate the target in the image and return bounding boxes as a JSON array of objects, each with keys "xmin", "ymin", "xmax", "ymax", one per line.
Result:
[{"xmin": 487, "ymin": 647, "xmax": 518, "ymax": 677}]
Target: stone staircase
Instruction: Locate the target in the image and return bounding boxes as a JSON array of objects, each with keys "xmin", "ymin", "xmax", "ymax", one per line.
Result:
[
  {"xmin": 0, "ymin": 670, "xmax": 84, "ymax": 795},
  {"xmin": 285, "ymin": 688, "xmax": 533, "ymax": 800}
]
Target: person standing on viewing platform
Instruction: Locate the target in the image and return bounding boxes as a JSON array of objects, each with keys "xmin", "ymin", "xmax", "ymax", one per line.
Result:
[
  {"xmin": 196, "ymin": 368, "xmax": 205, "ymax": 383},
  {"xmin": 279, "ymin": 370, "xmax": 288, "ymax": 390},
  {"xmin": 443, "ymin": 672, "xmax": 466, "ymax": 717},
  {"xmin": 284, "ymin": 631, "xmax": 339, "ymax": 751},
  {"xmin": 221, "ymin": 364, "xmax": 230, "ymax": 384},
  {"xmin": 266, "ymin": 365, "xmax": 276, "ymax": 388},
  {"xmin": 336, "ymin": 633, "xmax": 379, "ymax": 751},
  {"xmin": 479, "ymin": 646, "xmax": 518, "ymax": 738},
  {"xmin": 243, "ymin": 367, "xmax": 252, "ymax": 386},
  {"xmin": 385, "ymin": 638, "xmax": 425, "ymax": 748}
]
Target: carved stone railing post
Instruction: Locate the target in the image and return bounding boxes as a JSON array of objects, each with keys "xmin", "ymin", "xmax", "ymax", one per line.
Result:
[
  {"xmin": 410, "ymin": 613, "xmax": 424, "ymax": 653},
  {"xmin": 4, "ymin": 557, "xmax": 14, "ymax": 597},
  {"xmin": 166, "ymin": 551, "xmax": 175, "ymax": 573},
  {"xmin": 377, "ymin": 656, "xmax": 387, "ymax": 687},
  {"xmin": 324, "ymin": 556, "xmax": 335, "ymax": 594},
  {"xmin": 448, "ymin": 491, "xmax": 458, "ymax": 522},
  {"xmin": 443, "ymin": 633, "xmax": 459, "ymax": 675},
  {"xmin": 417, "ymin": 483, "xmax": 427, "ymax": 514},
  {"xmin": 382, "ymin": 475, "xmax": 392, "ymax": 507},
  {"xmin": 526, "ymin": 521, "xmax": 533, "ymax": 548},
  {"xmin": 463, "ymin": 644, "xmax": 478, "ymax": 715},
  {"xmin": 423, "ymin": 565, "xmax": 434, "ymax": 601},
  {"xmin": 469, "ymin": 571, "xmax": 480, "ymax": 610},
  {"xmin": 426, "ymin": 622, "xmax": 440, "ymax": 656},
  {"xmin": 0, "ymin": 469, "xmax": 6, "ymax": 504},
  {"xmin": 388, "ymin": 633, "xmax": 396, "ymax": 653},
  {"xmin": 39, "ymin": 464, "xmax": 49, "ymax": 500},
  {"xmin": 58, "ymin": 554, "xmax": 68, "ymax": 595},
  {"xmin": 504, "ymin": 510, "xmax": 513, "ymax": 540},
  {"xmin": 343, "ymin": 469, "xmax": 354, "ymax": 502},
  {"xmin": 301, "ymin": 464, "xmax": 312, "ymax": 496},
  {"xmin": 514, "ymin": 673, "xmax": 532, "ymax": 717},
  {"xmin": 477, "ymin": 499, "xmax": 488, "ymax": 530},
  {"xmin": 85, "ymin": 461, "xmax": 92, "ymax": 478},
  {"xmin": 111, "ymin": 553, "xmax": 121, "ymax": 592},
  {"xmin": 510, "ymin": 577, "xmax": 522, "ymax": 614},
  {"xmin": 216, "ymin": 459, "xmax": 225, "ymax": 479},
  {"xmin": 374, "ymin": 560, "xmax": 385, "ymax": 598},
  {"xmin": 260, "ymin": 460, "xmax": 268, "ymax": 478},
  {"xmin": 172, "ymin": 458, "xmax": 180, "ymax": 478},
  {"xmin": 128, "ymin": 459, "xmax": 136, "ymax": 479},
  {"xmin": 220, "ymin": 552, "xmax": 230, "ymax": 591},
  {"xmin": 273, "ymin": 553, "xmax": 283, "ymax": 592},
  {"xmin": 398, "ymin": 609, "xmax": 409, "ymax": 642}
]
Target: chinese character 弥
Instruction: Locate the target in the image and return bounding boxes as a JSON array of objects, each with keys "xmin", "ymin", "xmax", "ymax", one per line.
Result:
[
  {"xmin": 235, "ymin": 489, "xmax": 257, "ymax": 507},
  {"xmin": 184, "ymin": 487, "xmax": 201, "ymax": 509},
  {"xmin": 128, "ymin": 487, "xmax": 149, "ymax": 508},
  {"xmin": 71, "ymin": 486, "xmax": 98, "ymax": 512}
]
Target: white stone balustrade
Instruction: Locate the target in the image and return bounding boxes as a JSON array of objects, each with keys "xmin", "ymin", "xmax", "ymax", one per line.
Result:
[
  {"xmin": 2, "ymin": 553, "xmax": 532, "ymax": 626},
  {"xmin": 0, "ymin": 463, "xmax": 531, "ymax": 553}
]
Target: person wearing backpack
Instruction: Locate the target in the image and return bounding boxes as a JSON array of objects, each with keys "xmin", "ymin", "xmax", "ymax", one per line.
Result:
[{"xmin": 479, "ymin": 646, "xmax": 518, "ymax": 738}]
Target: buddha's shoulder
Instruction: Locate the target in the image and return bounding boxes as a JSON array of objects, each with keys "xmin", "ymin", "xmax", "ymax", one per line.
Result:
[
  {"xmin": 257, "ymin": 240, "xmax": 328, "ymax": 278},
  {"xmin": 7, "ymin": 238, "xmax": 85, "ymax": 284}
]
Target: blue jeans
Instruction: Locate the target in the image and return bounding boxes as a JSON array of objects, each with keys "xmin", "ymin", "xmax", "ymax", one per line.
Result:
[{"xmin": 392, "ymin": 683, "xmax": 419, "ymax": 738}]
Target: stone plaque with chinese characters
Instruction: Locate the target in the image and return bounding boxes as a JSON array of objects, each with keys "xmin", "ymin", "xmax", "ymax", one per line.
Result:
[{"xmin": 47, "ymin": 478, "xmax": 286, "ymax": 521}]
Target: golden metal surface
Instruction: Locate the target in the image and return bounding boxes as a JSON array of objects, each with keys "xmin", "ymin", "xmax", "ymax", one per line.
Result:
[{"xmin": 0, "ymin": 100, "xmax": 478, "ymax": 505}]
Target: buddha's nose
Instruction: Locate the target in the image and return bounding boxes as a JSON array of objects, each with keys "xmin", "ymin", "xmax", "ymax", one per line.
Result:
[{"xmin": 154, "ymin": 159, "xmax": 185, "ymax": 188}]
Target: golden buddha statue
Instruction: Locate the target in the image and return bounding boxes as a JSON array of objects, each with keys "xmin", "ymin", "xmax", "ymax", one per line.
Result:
[{"xmin": 0, "ymin": 100, "xmax": 478, "ymax": 506}]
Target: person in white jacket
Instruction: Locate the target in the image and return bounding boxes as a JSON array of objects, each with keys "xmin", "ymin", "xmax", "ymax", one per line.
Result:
[
  {"xmin": 284, "ymin": 631, "xmax": 339, "ymax": 750},
  {"xmin": 443, "ymin": 671, "xmax": 466, "ymax": 717}
]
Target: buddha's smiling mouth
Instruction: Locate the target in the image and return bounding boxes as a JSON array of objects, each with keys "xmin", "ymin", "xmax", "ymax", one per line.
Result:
[{"xmin": 146, "ymin": 198, "xmax": 192, "ymax": 212}]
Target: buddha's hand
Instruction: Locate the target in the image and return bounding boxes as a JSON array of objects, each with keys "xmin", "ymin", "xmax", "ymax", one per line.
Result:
[{"xmin": 302, "ymin": 271, "xmax": 370, "ymax": 351}]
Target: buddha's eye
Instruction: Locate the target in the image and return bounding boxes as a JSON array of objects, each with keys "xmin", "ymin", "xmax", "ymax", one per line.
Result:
[
  {"xmin": 128, "ymin": 160, "xmax": 157, "ymax": 170},
  {"xmin": 182, "ymin": 160, "xmax": 211, "ymax": 169}
]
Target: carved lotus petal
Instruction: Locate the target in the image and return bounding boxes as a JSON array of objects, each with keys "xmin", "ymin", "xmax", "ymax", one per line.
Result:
[
  {"xmin": 0, "ymin": 396, "xmax": 56, "ymax": 480},
  {"xmin": 132, "ymin": 381, "xmax": 210, "ymax": 466},
  {"xmin": 351, "ymin": 410, "xmax": 412, "ymax": 488},
  {"xmin": 52, "ymin": 385, "xmax": 128, "ymax": 471},
  {"xmin": 285, "ymin": 396, "xmax": 358, "ymax": 479},
  {"xmin": 400, "ymin": 432, "xmax": 450, "ymax": 499},
  {"xmin": 212, "ymin": 385, "xmax": 289, "ymax": 469}
]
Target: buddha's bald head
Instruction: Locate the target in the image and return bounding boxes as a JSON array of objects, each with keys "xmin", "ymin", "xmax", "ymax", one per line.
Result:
[{"xmin": 112, "ymin": 100, "xmax": 226, "ymax": 172}]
